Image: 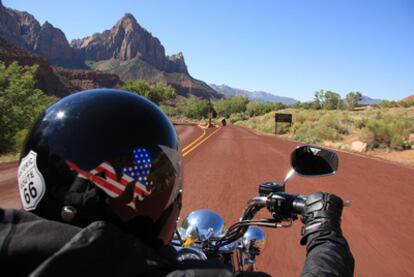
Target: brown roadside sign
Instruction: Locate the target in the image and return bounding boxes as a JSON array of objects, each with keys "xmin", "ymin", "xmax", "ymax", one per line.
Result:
[{"xmin": 275, "ymin": 113, "xmax": 292, "ymax": 123}]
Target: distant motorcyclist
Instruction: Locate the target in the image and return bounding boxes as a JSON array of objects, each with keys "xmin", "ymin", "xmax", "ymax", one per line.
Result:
[
  {"xmin": 0, "ymin": 89, "xmax": 354, "ymax": 276},
  {"xmin": 221, "ymin": 118, "xmax": 227, "ymax": 126}
]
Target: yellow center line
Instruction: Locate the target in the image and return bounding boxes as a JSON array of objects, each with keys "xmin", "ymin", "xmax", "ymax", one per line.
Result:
[
  {"xmin": 181, "ymin": 127, "xmax": 207, "ymax": 152},
  {"xmin": 183, "ymin": 127, "xmax": 221, "ymax": 157}
]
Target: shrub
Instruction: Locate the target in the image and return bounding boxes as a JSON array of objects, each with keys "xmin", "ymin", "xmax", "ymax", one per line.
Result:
[
  {"xmin": 229, "ymin": 112, "xmax": 248, "ymax": 123},
  {"xmin": 121, "ymin": 80, "xmax": 176, "ymax": 105},
  {"xmin": 0, "ymin": 62, "xmax": 56, "ymax": 154},
  {"xmin": 214, "ymin": 96, "xmax": 248, "ymax": 118},
  {"xmin": 361, "ymin": 115, "xmax": 414, "ymax": 150},
  {"xmin": 390, "ymin": 135, "xmax": 404, "ymax": 150},
  {"xmin": 292, "ymin": 133, "xmax": 322, "ymax": 144},
  {"xmin": 160, "ymin": 105, "xmax": 178, "ymax": 117},
  {"xmin": 181, "ymin": 97, "xmax": 213, "ymax": 119}
]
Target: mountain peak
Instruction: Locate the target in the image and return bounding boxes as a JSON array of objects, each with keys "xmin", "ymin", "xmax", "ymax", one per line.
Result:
[
  {"xmin": 117, "ymin": 12, "xmax": 139, "ymax": 28},
  {"xmin": 121, "ymin": 12, "xmax": 136, "ymax": 21}
]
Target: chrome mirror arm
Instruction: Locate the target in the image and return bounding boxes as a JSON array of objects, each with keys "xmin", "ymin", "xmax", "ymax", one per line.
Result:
[{"xmin": 282, "ymin": 168, "xmax": 295, "ymax": 189}]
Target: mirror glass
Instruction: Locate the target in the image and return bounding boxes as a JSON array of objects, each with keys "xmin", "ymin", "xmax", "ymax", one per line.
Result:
[{"xmin": 291, "ymin": 145, "xmax": 338, "ymax": 176}]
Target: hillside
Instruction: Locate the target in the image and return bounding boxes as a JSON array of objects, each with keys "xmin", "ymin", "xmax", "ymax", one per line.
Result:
[
  {"xmin": 210, "ymin": 84, "xmax": 298, "ymax": 104},
  {"xmin": 0, "ymin": 1, "xmax": 220, "ymax": 99},
  {"xmin": 90, "ymin": 58, "xmax": 220, "ymax": 99},
  {"xmin": 0, "ymin": 36, "xmax": 122, "ymax": 96},
  {"xmin": 359, "ymin": 95, "xmax": 382, "ymax": 105}
]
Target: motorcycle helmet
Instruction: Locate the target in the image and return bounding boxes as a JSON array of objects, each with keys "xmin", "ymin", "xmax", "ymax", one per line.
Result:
[{"xmin": 17, "ymin": 89, "xmax": 182, "ymax": 245}]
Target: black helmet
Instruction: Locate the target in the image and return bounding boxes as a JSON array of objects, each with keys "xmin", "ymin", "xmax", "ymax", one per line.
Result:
[{"xmin": 17, "ymin": 89, "xmax": 182, "ymax": 245}]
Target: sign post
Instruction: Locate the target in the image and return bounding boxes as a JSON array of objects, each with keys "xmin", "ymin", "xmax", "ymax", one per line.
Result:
[{"xmin": 275, "ymin": 113, "xmax": 292, "ymax": 135}]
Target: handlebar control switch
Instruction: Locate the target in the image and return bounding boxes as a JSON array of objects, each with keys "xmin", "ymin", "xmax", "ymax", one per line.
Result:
[{"xmin": 259, "ymin": 182, "xmax": 284, "ymax": 196}]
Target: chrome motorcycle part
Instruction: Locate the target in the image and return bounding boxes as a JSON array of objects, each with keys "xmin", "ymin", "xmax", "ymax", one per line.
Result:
[
  {"xmin": 181, "ymin": 209, "xmax": 225, "ymax": 241},
  {"xmin": 175, "ymin": 246, "xmax": 208, "ymax": 261},
  {"xmin": 242, "ymin": 226, "xmax": 267, "ymax": 253}
]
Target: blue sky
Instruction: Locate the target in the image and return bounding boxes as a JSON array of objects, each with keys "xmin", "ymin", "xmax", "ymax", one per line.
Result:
[{"xmin": 4, "ymin": 0, "xmax": 413, "ymax": 101}]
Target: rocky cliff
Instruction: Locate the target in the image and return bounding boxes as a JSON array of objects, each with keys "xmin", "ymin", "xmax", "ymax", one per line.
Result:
[
  {"xmin": 0, "ymin": 36, "xmax": 69, "ymax": 97},
  {"xmin": 0, "ymin": 1, "xmax": 221, "ymax": 99},
  {"xmin": 0, "ymin": 1, "xmax": 84, "ymax": 68},
  {"xmin": 0, "ymin": 36, "xmax": 122, "ymax": 96},
  {"xmin": 71, "ymin": 13, "xmax": 188, "ymax": 74}
]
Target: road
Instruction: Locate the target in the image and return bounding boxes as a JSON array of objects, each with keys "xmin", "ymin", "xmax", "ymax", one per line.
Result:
[
  {"xmin": 181, "ymin": 125, "xmax": 414, "ymax": 277},
  {"xmin": 1, "ymin": 123, "xmax": 413, "ymax": 276}
]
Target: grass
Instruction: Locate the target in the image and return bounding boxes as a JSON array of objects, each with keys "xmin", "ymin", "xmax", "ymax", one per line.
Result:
[
  {"xmin": 237, "ymin": 107, "xmax": 414, "ymax": 151},
  {"xmin": 0, "ymin": 152, "xmax": 19, "ymax": 164}
]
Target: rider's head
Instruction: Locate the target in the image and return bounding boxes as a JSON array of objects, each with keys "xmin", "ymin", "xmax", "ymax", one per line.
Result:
[{"xmin": 17, "ymin": 89, "xmax": 182, "ymax": 246}]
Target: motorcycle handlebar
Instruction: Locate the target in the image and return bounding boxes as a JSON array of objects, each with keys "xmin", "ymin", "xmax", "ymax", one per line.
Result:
[{"xmin": 266, "ymin": 192, "xmax": 307, "ymax": 218}]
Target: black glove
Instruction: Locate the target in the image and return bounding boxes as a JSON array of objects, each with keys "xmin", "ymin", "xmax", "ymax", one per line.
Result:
[{"xmin": 300, "ymin": 192, "xmax": 343, "ymax": 245}]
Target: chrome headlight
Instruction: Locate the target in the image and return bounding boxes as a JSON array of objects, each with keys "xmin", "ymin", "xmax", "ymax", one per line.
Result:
[
  {"xmin": 181, "ymin": 209, "xmax": 225, "ymax": 241},
  {"xmin": 242, "ymin": 226, "xmax": 267, "ymax": 253}
]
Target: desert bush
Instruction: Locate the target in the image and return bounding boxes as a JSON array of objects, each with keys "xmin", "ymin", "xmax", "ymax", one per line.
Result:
[
  {"xmin": 229, "ymin": 112, "xmax": 249, "ymax": 123},
  {"xmin": 160, "ymin": 105, "xmax": 179, "ymax": 117},
  {"xmin": 361, "ymin": 115, "xmax": 414, "ymax": 150},
  {"xmin": 292, "ymin": 133, "xmax": 322, "ymax": 144},
  {"xmin": 399, "ymin": 100, "xmax": 414, "ymax": 108},
  {"xmin": 390, "ymin": 135, "xmax": 404, "ymax": 150},
  {"xmin": 379, "ymin": 100, "xmax": 398, "ymax": 109}
]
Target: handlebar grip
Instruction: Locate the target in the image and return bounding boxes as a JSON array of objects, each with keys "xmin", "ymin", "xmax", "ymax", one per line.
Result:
[{"xmin": 291, "ymin": 197, "xmax": 306, "ymax": 215}]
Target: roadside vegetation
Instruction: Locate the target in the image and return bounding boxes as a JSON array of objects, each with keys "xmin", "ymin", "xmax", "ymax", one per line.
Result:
[
  {"xmin": 0, "ymin": 62, "xmax": 57, "ymax": 156},
  {"xmin": 1, "ymin": 63, "xmax": 413, "ymax": 163},
  {"xmin": 237, "ymin": 108, "xmax": 414, "ymax": 151}
]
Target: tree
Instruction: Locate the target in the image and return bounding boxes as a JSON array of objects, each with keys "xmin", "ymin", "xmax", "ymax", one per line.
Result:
[
  {"xmin": 0, "ymin": 62, "xmax": 56, "ymax": 153},
  {"xmin": 323, "ymin": 91, "xmax": 341, "ymax": 110},
  {"xmin": 345, "ymin": 92, "xmax": 362, "ymax": 110},
  {"xmin": 246, "ymin": 100, "xmax": 261, "ymax": 117},
  {"xmin": 313, "ymin": 89, "xmax": 341, "ymax": 110},
  {"xmin": 313, "ymin": 90, "xmax": 324, "ymax": 109},
  {"xmin": 121, "ymin": 80, "xmax": 176, "ymax": 105},
  {"xmin": 181, "ymin": 97, "xmax": 213, "ymax": 119},
  {"xmin": 214, "ymin": 96, "xmax": 249, "ymax": 118}
]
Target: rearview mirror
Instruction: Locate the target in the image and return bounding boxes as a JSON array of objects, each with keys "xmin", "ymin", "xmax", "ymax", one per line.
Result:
[{"xmin": 291, "ymin": 145, "xmax": 338, "ymax": 176}]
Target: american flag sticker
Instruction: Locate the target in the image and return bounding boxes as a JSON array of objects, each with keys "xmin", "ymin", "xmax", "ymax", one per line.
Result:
[{"xmin": 66, "ymin": 147, "xmax": 155, "ymax": 209}]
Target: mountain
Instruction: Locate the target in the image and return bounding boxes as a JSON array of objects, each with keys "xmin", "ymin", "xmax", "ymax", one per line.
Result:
[
  {"xmin": 71, "ymin": 14, "xmax": 187, "ymax": 74},
  {"xmin": 0, "ymin": 35, "xmax": 68, "ymax": 96},
  {"xmin": 210, "ymin": 84, "xmax": 298, "ymax": 105},
  {"xmin": 0, "ymin": 1, "xmax": 220, "ymax": 99},
  {"xmin": 79, "ymin": 14, "xmax": 221, "ymax": 99},
  {"xmin": 359, "ymin": 95, "xmax": 382, "ymax": 105},
  {"xmin": 0, "ymin": 36, "xmax": 122, "ymax": 96},
  {"xmin": 0, "ymin": 1, "xmax": 84, "ymax": 68}
]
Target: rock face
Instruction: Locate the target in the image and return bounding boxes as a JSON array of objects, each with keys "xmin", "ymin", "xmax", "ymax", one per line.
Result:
[
  {"xmin": 0, "ymin": 36, "xmax": 122, "ymax": 97},
  {"xmin": 52, "ymin": 66, "xmax": 123, "ymax": 92},
  {"xmin": 0, "ymin": 1, "xmax": 221, "ymax": 99},
  {"xmin": 0, "ymin": 36, "xmax": 69, "ymax": 97},
  {"xmin": 33, "ymin": 21, "xmax": 84, "ymax": 68},
  {"xmin": 71, "ymin": 13, "xmax": 188, "ymax": 74},
  {"xmin": 0, "ymin": 1, "xmax": 84, "ymax": 68}
]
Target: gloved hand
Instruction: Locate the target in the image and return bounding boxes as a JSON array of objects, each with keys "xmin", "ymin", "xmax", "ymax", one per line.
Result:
[{"xmin": 300, "ymin": 192, "xmax": 343, "ymax": 245}]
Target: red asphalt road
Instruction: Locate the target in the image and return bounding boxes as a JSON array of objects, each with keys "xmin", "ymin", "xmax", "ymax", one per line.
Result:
[
  {"xmin": 181, "ymin": 125, "xmax": 414, "ymax": 277},
  {"xmin": 1, "ymin": 124, "xmax": 413, "ymax": 276}
]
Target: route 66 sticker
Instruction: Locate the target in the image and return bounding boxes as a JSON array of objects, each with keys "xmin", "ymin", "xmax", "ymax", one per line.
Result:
[{"xmin": 17, "ymin": 151, "xmax": 46, "ymax": 210}]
